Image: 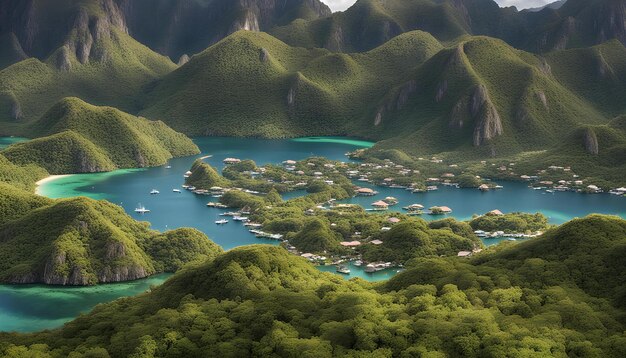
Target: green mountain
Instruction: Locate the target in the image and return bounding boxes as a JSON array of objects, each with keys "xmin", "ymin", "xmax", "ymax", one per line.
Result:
[
  {"xmin": 0, "ymin": 185, "xmax": 222, "ymax": 285},
  {"xmin": 0, "ymin": 0, "xmax": 331, "ymax": 68},
  {"xmin": 117, "ymin": 0, "xmax": 332, "ymax": 61},
  {"xmin": 506, "ymin": 116, "xmax": 626, "ymax": 187},
  {"xmin": 138, "ymin": 30, "xmax": 626, "ymax": 158},
  {"xmin": 1, "ymin": 97, "xmax": 199, "ymax": 174},
  {"xmin": 271, "ymin": 0, "xmax": 626, "ymax": 53},
  {"xmin": 139, "ymin": 30, "xmax": 443, "ymax": 137},
  {"xmin": 0, "ymin": 0, "xmax": 176, "ymax": 127},
  {"xmin": 3, "ymin": 215, "xmax": 625, "ymax": 356}
]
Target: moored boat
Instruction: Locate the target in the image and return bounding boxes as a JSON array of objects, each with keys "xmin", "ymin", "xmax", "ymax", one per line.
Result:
[{"xmin": 134, "ymin": 204, "xmax": 150, "ymax": 213}]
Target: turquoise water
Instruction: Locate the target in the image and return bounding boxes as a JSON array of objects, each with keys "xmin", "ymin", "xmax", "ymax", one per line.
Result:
[
  {"xmin": 4, "ymin": 136, "xmax": 626, "ymax": 332},
  {"xmin": 338, "ymin": 181, "xmax": 626, "ymax": 225},
  {"xmin": 317, "ymin": 261, "xmax": 399, "ymax": 281},
  {"xmin": 38, "ymin": 137, "xmax": 373, "ymax": 251},
  {"xmin": 0, "ymin": 274, "xmax": 170, "ymax": 332},
  {"xmin": 0, "ymin": 136, "xmax": 28, "ymax": 150}
]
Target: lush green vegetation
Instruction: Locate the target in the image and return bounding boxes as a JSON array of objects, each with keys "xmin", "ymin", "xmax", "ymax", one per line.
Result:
[
  {"xmin": 0, "ymin": 187, "xmax": 222, "ymax": 285},
  {"xmin": 186, "ymin": 160, "xmax": 231, "ymax": 189},
  {"xmin": 360, "ymin": 220, "xmax": 479, "ymax": 263},
  {"xmin": 184, "ymin": 156, "xmax": 483, "ymax": 264},
  {"xmin": 139, "ymin": 30, "xmax": 444, "ymax": 138},
  {"xmin": 470, "ymin": 212, "xmax": 550, "ymax": 234},
  {"xmin": 1, "ymin": 215, "xmax": 625, "ymax": 356},
  {"xmin": 1, "ymin": 98, "xmax": 199, "ymax": 174},
  {"xmin": 271, "ymin": 0, "xmax": 626, "ymax": 54},
  {"xmin": 0, "ymin": 0, "xmax": 176, "ymax": 126},
  {"xmin": 0, "ymin": 153, "xmax": 47, "ymax": 191}
]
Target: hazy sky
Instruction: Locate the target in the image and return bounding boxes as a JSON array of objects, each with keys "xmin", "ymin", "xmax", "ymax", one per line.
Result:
[{"xmin": 324, "ymin": 0, "xmax": 552, "ymax": 12}]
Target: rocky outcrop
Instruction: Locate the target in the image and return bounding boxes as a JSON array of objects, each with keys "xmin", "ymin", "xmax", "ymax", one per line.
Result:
[
  {"xmin": 325, "ymin": 26, "xmax": 345, "ymax": 52},
  {"xmin": 259, "ymin": 48, "xmax": 269, "ymax": 63},
  {"xmin": 113, "ymin": 0, "xmax": 330, "ymax": 60},
  {"xmin": 0, "ymin": 0, "xmax": 127, "ymax": 64},
  {"xmin": 435, "ymin": 80, "xmax": 448, "ymax": 102},
  {"xmin": 552, "ymin": 16, "xmax": 576, "ymax": 51},
  {"xmin": 74, "ymin": 148, "xmax": 108, "ymax": 173},
  {"xmin": 595, "ymin": 52, "xmax": 615, "ymax": 80},
  {"xmin": 0, "ymin": 91, "xmax": 23, "ymax": 121},
  {"xmin": 583, "ymin": 128, "xmax": 599, "ymax": 155},
  {"xmin": 595, "ymin": 0, "xmax": 626, "ymax": 45},
  {"xmin": 230, "ymin": 10, "xmax": 260, "ymax": 33},
  {"xmin": 374, "ymin": 80, "xmax": 418, "ymax": 126},
  {"xmin": 98, "ymin": 265, "xmax": 149, "ymax": 283},
  {"xmin": 538, "ymin": 57, "xmax": 552, "ymax": 76},
  {"xmin": 178, "ymin": 54, "xmax": 190, "ymax": 66},
  {"xmin": 471, "ymin": 85, "xmax": 503, "ymax": 146},
  {"xmin": 10, "ymin": 98, "xmax": 22, "ymax": 121},
  {"xmin": 65, "ymin": 0, "xmax": 127, "ymax": 65},
  {"xmin": 54, "ymin": 45, "xmax": 72, "ymax": 71},
  {"xmin": 449, "ymin": 97, "xmax": 469, "ymax": 129},
  {"xmin": 536, "ymin": 91, "xmax": 548, "ymax": 109}
]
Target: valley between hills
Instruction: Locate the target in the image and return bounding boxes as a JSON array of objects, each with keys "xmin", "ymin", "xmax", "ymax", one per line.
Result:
[{"xmin": 0, "ymin": 0, "xmax": 625, "ymax": 356}]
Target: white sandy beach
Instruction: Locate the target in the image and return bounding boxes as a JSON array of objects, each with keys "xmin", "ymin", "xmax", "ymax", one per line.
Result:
[{"xmin": 35, "ymin": 175, "xmax": 71, "ymax": 195}]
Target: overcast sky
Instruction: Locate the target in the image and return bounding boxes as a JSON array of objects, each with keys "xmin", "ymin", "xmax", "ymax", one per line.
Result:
[{"xmin": 324, "ymin": 0, "xmax": 552, "ymax": 12}]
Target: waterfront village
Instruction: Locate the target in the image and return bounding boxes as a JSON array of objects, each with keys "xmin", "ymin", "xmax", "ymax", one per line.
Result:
[{"xmin": 163, "ymin": 151, "xmax": 622, "ymax": 275}]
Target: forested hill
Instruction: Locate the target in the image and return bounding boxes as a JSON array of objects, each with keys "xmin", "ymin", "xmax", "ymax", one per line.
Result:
[
  {"xmin": 2, "ymin": 215, "xmax": 625, "ymax": 356},
  {"xmin": 0, "ymin": 183, "xmax": 223, "ymax": 285},
  {"xmin": 1, "ymin": 97, "xmax": 199, "ymax": 174},
  {"xmin": 271, "ymin": 0, "xmax": 626, "ymax": 53}
]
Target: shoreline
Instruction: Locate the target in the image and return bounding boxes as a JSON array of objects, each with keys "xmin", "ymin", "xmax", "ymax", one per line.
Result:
[{"xmin": 35, "ymin": 175, "xmax": 72, "ymax": 195}]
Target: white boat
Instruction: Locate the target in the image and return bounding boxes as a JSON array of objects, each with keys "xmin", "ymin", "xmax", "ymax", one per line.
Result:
[
  {"xmin": 150, "ymin": 189, "xmax": 160, "ymax": 195},
  {"xmin": 165, "ymin": 165, "xmax": 172, "ymax": 169},
  {"xmin": 233, "ymin": 216, "xmax": 249, "ymax": 221},
  {"xmin": 336, "ymin": 265, "xmax": 351, "ymax": 275},
  {"xmin": 172, "ymin": 189, "xmax": 181, "ymax": 193},
  {"xmin": 215, "ymin": 219, "xmax": 229, "ymax": 225},
  {"xmin": 134, "ymin": 204, "xmax": 150, "ymax": 213},
  {"xmin": 353, "ymin": 260, "xmax": 363, "ymax": 267}
]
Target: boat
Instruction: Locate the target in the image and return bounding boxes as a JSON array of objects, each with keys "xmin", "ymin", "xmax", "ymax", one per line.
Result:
[
  {"xmin": 364, "ymin": 264, "xmax": 377, "ymax": 273},
  {"xmin": 233, "ymin": 216, "xmax": 249, "ymax": 221},
  {"xmin": 150, "ymin": 189, "xmax": 160, "ymax": 195},
  {"xmin": 382, "ymin": 196, "xmax": 399, "ymax": 205},
  {"xmin": 134, "ymin": 204, "xmax": 150, "ymax": 213},
  {"xmin": 403, "ymin": 204, "xmax": 424, "ymax": 211},
  {"xmin": 220, "ymin": 211, "xmax": 240, "ymax": 216},
  {"xmin": 172, "ymin": 189, "xmax": 181, "ymax": 193},
  {"xmin": 215, "ymin": 219, "xmax": 229, "ymax": 225},
  {"xmin": 336, "ymin": 265, "xmax": 351, "ymax": 275},
  {"xmin": 353, "ymin": 260, "xmax": 363, "ymax": 267},
  {"xmin": 165, "ymin": 165, "xmax": 172, "ymax": 169}
]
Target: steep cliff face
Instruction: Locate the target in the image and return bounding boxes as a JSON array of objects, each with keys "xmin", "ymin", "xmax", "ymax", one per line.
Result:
[
  {"xmin": 0, "ymin": 91, "xmax": 23, "ymax": 121},
  {"xmin": 448, "ymin": 83, "xmax": 503, "ymax": 146},
  {"xmin": 374, "ymin": 80, "xmax": 418, "ymax": 126},
  {"xmin": 0, "ymin": 0, "xmax": 128, "ymax": 64},
  {"xmin": 114, "ymin": 0, "xmax": 331, "ymax": 60},
  {"xmin": 583, "ymin": 127, "xmax": 599, "ymax": 155},
  {"xmin": 470, "ymin": 85, "xmax": 503, "ymax": 146}
]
